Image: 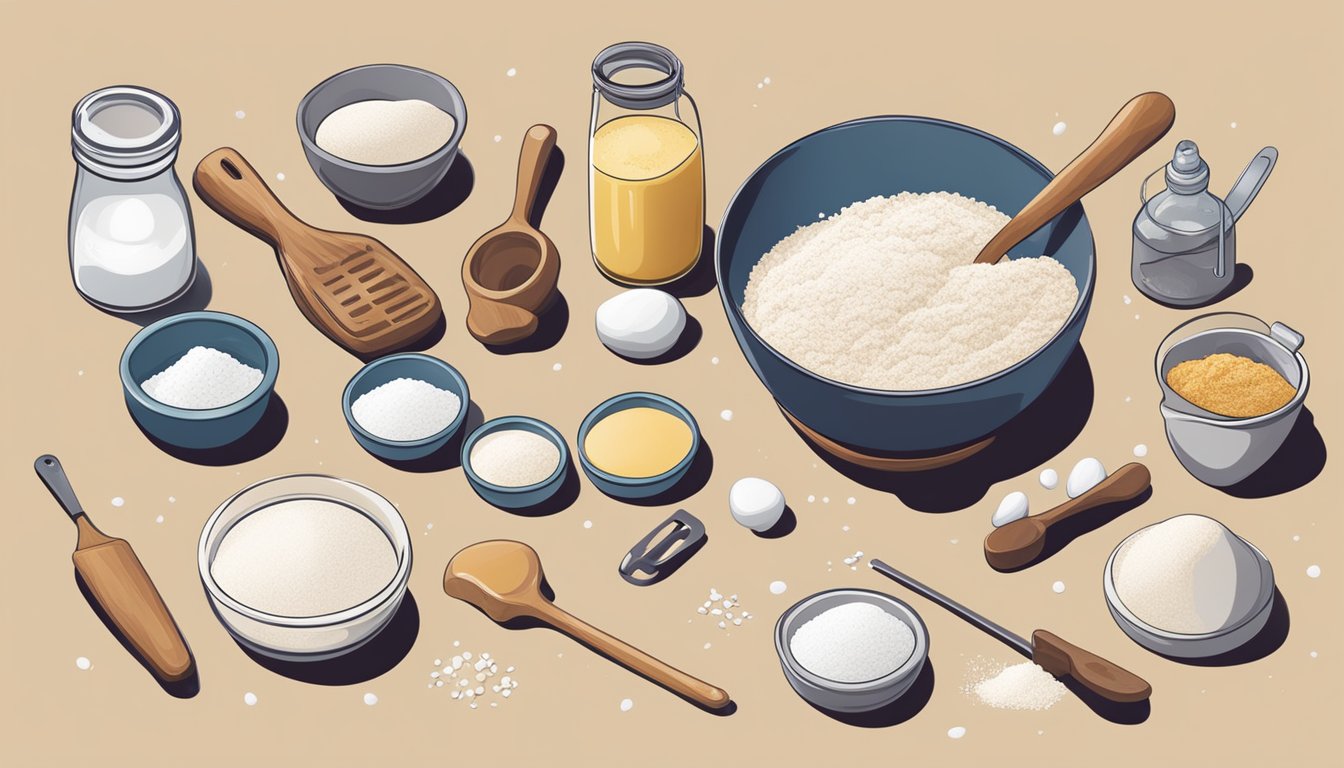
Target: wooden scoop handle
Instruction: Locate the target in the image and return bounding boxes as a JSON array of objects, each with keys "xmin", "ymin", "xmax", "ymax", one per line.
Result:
[
  {"xmin": 509, "ymin": 125, "xmax": 557, "ymax": 225},
  {"xmin": 1038, "ymin": 462, "xmax": 1152, "ymax": 526},
  {"xmin": 73, "ymin": 525, "xmax": 195, "ymax": 683},
  {"xmin": 1032, "ymin": 630, "xmax": 1151, "ymax": 703},
  {"xmin": 536, "ymin": 601, "xmax": 731, "ymax": 709},
  {"xmin": 974, "ymin": 92, "xmax": 1175, "ymax": 264},
  {"xmin": 193, "ymin": 147, "xmax": 302, "ymax": 246}
]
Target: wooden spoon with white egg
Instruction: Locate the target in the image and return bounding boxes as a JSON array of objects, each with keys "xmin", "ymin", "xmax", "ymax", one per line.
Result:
[{"xmin": 973, "ymin": 92, "xmax": 1175, "ymax": 264}]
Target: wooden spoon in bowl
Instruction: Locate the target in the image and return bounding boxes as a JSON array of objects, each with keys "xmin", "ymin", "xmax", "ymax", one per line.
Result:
[
  {"xmin": 973, "ymin": 92, "xmax": 1175, "ymax": 264},
  {"xmin": 985, "ymin": 462, "xmax": 1151, "ymax": 570},
  {"xmin": 444, "ymin": 540, "xmax": 731, "ymax": 710}
]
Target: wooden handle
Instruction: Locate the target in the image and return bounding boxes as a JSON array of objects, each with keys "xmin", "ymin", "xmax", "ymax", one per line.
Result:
[
  {"xmin": 465, "ymin": 299, "xmax": 539, "ymax": 345},
  {"xmin": 974, "ymin": 92, "xmax": 1175, "ymax": 264},
  {"xmin": 1032, "ymin": 630, "xmax": 1151, "ymax": 703},
  {"xmin": 537, "ymin": 602, "xmax": 731, "ymax": 709},
  {"xmin": 1038, "ymin": 462, "xmax": 1152, "ymax": 526},
  {"xmin": 73, "ymin": 529, "xmax": 194, "ymax": 683},
  {"xmin": 509, "ymin": 125, "xmax": 557, "ymax": 224},
  {"xmin": 193, "ymin": 147, "xmax": 304, "ymax": 246}
]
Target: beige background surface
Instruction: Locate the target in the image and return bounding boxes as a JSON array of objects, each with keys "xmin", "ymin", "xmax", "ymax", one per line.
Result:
[{"xmin": 2, "ymin": 0, "xmax": 1339, "ymax": 765}]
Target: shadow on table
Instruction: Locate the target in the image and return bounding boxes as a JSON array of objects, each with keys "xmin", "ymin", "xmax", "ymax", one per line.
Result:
[
  {"xmin": 798, "ymin": 348, "xmax": 1094, "ymax": 513},
  {"xmin": 239, "ymin": 592, "xmax": 420, "ymax": 686},
  {"xmin": 338, "ymin": 153, "xmax": 475, "ymax": 224},
  {"xmin": 76, "ymin": 571, "xmax": 200, "ymax": 699},
  {"xmin": 1219, "ymin": 409, "xmax": 1326, "ymax": 498},
  {"xmin": 612, "ymin": 440, "xmax": 715, "ymax": 507},
  {"xmin": 134, "ymin": 394, "xmax": 288, "ymax": 466}
]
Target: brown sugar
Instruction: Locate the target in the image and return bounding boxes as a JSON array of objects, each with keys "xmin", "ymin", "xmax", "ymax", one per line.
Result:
[{"xmin": 1166, "ymin": 353, "xmax": 1296, "ymax": 418}]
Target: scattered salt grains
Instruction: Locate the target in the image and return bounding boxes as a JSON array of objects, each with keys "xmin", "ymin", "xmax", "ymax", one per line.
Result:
[
  {"xmin": 583, "ymin": 520, "xmax": 593, "ymax": 529},
  {"xmin": 155, "ymin": 515, "xmax": 164, "ymax": 524},
  {"xmin": 704, "ymin": 643, "xmax": 712, "ymax": 650},
  {"xmin": 711, "ymin": 356, "xmax": 720, "ymax": 365},
  {"xmin": 276, "ymin": 172, "xmax": 285, "ymax": 181},
  {"xmin": 352, "ymin": 378, "xmax": 462, "ymax": 442},
  {"xmin": 948, "ymin": 727, "xmax": 967, "ymax": 739},
  {"xmin": 363, "ymin": 693, "xmax": 378, "ymax": 706},
  {"xmin": 77, "ymin": 370, "xmax": 84, "ymax": 376},
  {"xmin": 1052, "ymin": 121, "xmax": 1067, "ymax": 136},
  {"xmin": 720, "ymin": 409, "xmax": 734, "ymax": 421},
  {"xmin": 141, "ymin": 346, "xmax": 263, "ymax": 409},
  {"xmin": 244, "ymin": 692, "xmax": 257, "ymax": 706},
  {"xmin": 111, "ymin": 497, "xmax": 125, "ymax": 508},
  {"xmin": 763, "ymin": 76, "xmax": 772, "ymax": 85},
  {"xmin": 1310, "ymin": 651, "xmax": 1318, "ymax": 658},
  {"xmin": 1052, "ymin": 581, "xmax": 1066, "ymax": 594},
  {"xmin": 235, "ymin": 110, "xmax": 246, "ymax": 119},
  {"xmin": 842, "ymin": 550, "xmax": 865, "ymax": 570},
  {"xmin": 620, "ymin": 698, "xmax": 634, "ymax": 712},
  {"xmin": 823, "ymin": 496, "xmax": 830, "ymax": 504},
  {"xmin": 506, "ymin": 67, "xmax": 517, "ymax": 77},
  {"xmin": 1231, "ymin": 122, "xmax": 1238, "ymax": 129},
  {"xmin": 1123, "ymin": 294, "xmax": 1132, "ymax": 305},
  {"xmin": 1133, "ymin": 443, "xmax": 1148, "ymax": 457},
  {"xmin": 1307, "ymin": 565, "xmax": 1321, "ymax": 578},
  {"xmin": 493, "ymin": 135, "xmax": 502, "ymax": 143},
  {"xmin": 970, "ymin": 662, "xmax": 1067, "ymax": 711},
  {"xmin": 75, "ymin": 656, "xmax": 91, "ymax": 671},
  {"xmin": 168, "ymin": 496, "xmax": 175, "ymax": 503},
  {"xmin": 427, "ymin": 651, "xmax": 518, "ymax": 708},
  {"xmin": 847, "ymin": 497, "xmax": 856, "ymax": 505},
  {"xmin": 552, "ymin": 363, "xmax": 563, "ymax": 371},
  {"xmin": 807, "ymin": 495, "xmax": 816, "ymax": 503}
]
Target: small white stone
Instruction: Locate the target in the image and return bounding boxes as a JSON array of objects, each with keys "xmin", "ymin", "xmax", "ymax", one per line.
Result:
[
  {"xmin": 363, "ymin": 693, "xmax": 378, "ymax": 706},
  {"xmin": 948, "ymin": 726, "xmax": 967, "ymax": 739},
  {"xmin": 1133, "ymin": 444, "xmax": 1148, "ymax": 458},
  {"xmin": 1231, "ymin": 121, "xmax": 1238, "ymax": 128},
  {"xmin": 155, "ymin": 515, "xmax": 164, "ymax": 524},
  {"xmin": 729, "ymin": 477, "xmax": 786, "ymax": 531},
  {"xmin": 763, "ymin": 76, "xmax": 772, "ymax": 84},
  {"xmin": 75, "ymin": 656, "xmax": 91, "ymax": 670},
  {"xmin": 992, "ymin": 491, "xmax": 1029, "ymax": 527},
  {"xmin": 111, "ymin": 497, "xmax": 125, "ymax": 508},
  {"xmin": 506, "ymin": 67, "xmax": 517, "ymax": 77},
  {"xmin": 1039, "ymin": 468, "xmax": 1059, "ymax": 490},
  {"xmin": 493, "ymin": 135, "xmax": 502, "ymax": 143},
  {"xmin": 717, "ymin": 621, "xmax": 727, "ymax": 629},
  {"xmin": 620, "ymin": 698, "xmax": 634, "ymax": 712},
  {"xmin": 462, "ymin": 652, "xmax": 472, "ymax": 661},
  {"xmin": 1052, "ymin": 121, "xmax": 1066, "ymax": 136},
  {"xmin": 235, "ymin": 110, "xmax": 246, "ymax": 119},
  {"xmin": 276, "ymin": 172, "xmax": 285, "ymax": 181},
  {"xmin": 1066, "ymin": 458, "xmax": 1107, "ymax": 498},
  {"xmin": 501, "ymin": 688, "xmax": 512, "ymax": 698},
  {"xmin": 769, "ymin": 580, "xmax": 787, "ymax": 595},
  {"xmin": 583, "ymin": 520, "xmax": 592, "ymax": 529},
  {"xmin": 596, "ymin": 289, "xmax": 686, "ymax": 359},
  {"xmin": 720, "ymin": 409, "xmax": 734, "ymax": 421},
  {"xmin": 846, "ymin": 497, "xmax": 856, "ymax": 505},
  {"xmin": 552, "ymin": 363, "xmax": 563, "ymax": 371},
  {"xmin": 711, "ymin": 356, "xmax": 720, "ymax": 365},
  {"xmin": 1307, "ymin": 565, "xmax": 1321, "ymax": 578},
  {"xmin": 1052, "ymin": 581, "xmax": 1066, "ymax": 594},
  {"xmin": 1123, "ymin": 294, "xmax": 1132, "ymax": 305},
  {"xmin": 704, "ymin": 642, "xmax": 712, "ymax": 650},
  {"xmin": 243, "ymin": 692, "xmax": 257, "ymax": 706}
]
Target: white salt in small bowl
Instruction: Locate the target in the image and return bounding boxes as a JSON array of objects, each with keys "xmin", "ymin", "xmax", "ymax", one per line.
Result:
[
  {"xmin": 342, "ymin": 353, "xmax": 470, "ymax": 462},
  {"xmin": 1103, "ymin": 516, "xmax": 1275, "ymax": 659},
  {"xmin": 198, "ymin": 474, "xmax": 412, "ymax": 662},
  {"xmin": 774, "ymin": 588, "xmax": 928, "ymax": 713}
]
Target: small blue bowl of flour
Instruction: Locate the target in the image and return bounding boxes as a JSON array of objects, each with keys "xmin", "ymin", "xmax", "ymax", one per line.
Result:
[
  {"xmin": 120, "ymin": 311, "xmax": 279, "ymax": 450},
  {"xmin": 342, "ymin": 353, "xmax": 470, "ymax": 462}
]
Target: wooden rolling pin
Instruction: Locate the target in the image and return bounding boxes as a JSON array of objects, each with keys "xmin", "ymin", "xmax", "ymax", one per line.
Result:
[{"xmin": 35, "ymin": 455, "xmax": 194, "ymax": 683}]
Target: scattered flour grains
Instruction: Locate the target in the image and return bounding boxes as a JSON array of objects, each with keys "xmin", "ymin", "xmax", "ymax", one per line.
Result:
[
  {"xmin": 141, "ymin": 346, "xmax": 263, "ymax": 409},
  {"xmin": 971, "ymin": 662, "xmax": 1067, "ymax": 711},
  {"xmin": 789, "ymin": 602, "xmax": 914, "ymax": 682},
  {"xmin": 351, "ymin": 378, "xmax": 462, "ymax": 441},
  {"xmin": 742, "ymin": 192, "xmax": 1077, "ymax": 390}
]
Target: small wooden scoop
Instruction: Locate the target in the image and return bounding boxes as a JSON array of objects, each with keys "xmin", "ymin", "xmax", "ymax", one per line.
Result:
[
  {"xmin": 444, "ymin": 540, "xmax": 730, "ymax": 710},
  {"xmin": 974, "ymin": 92, "xmax": 1175, "ymax": 264},
  {"xmin": 35, "ymin": 455, "xmax": 194, "ymax": 684},
  {"xmin": 461, "ymin": 125, "xmax": 561, "ymax": 346},
  {"xmin": 194, "ymin": 147, "xmax": 442, "ymax": 356},
  {"xmin": 985, "ymin": 462, "xmax": 1151, "ymax": 570}
]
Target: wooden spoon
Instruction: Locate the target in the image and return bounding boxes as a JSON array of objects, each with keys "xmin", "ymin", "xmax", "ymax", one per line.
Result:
[
  {"xmin": 973, "ymin": 92, "xmax": 1175, "ymax": 264},
  {"xmin": 34, "ymin": 455, "xmax": 194, "ymax": 684},
  {"xmin": 985, "ymin": 462, "xmax": 1151, "ymax": 570},
  {"xmin": 444, "ymin": 540, "xmax": 731, "ymax": 710},
  {"xmin": 462, "ymin": 125, "xmax": 561, "ymax": 345}
]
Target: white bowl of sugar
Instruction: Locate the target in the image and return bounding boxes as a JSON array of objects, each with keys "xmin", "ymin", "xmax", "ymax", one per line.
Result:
[{"xmin": 198, "ymin": 474, "xmax": 412, "ymax": 661}]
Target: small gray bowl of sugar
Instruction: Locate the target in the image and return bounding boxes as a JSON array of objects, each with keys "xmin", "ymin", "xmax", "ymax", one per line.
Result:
[
  {"xmin": 298, "ymin": 63, "xmax": 467, "ymax": 210},
  {"xmin": 774, "ymin": 588, "xmax": 928, "ymax": 713}
]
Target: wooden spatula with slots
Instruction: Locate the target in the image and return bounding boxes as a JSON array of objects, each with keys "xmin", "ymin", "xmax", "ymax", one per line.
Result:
[{"xmin": 194, "ymin": 148, "xmax": 441, "ymax": 356}]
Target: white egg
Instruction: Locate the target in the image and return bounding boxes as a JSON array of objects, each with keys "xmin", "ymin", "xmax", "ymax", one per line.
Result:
[
  {"xmin": 992, "ymin": 491, "xmax": 1029, "ymax": 527},
  {"xmin": 729, "ymin": 477, "xmax": 785, "ymax": 532},
  {"xmin": 1039, "ymin": 468, "xmax": 1059, "ymax": 490},
  {"xmin": 1067, "ymin": 458, "xmax": 1107, "ymax": 498},
  {"xmin": 595, "ymin": 289, "xmax": 686, "ymax": 359}
]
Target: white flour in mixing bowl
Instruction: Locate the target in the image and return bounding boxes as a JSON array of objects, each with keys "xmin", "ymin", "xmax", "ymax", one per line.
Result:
[{"xmin": 742, "ymin": 192, "xmax": 1078, "ymax": 390}]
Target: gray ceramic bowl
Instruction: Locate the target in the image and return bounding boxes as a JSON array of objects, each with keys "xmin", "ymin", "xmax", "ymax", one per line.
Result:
[
  {"xmin": 774, "ymin": 588, "xmax": 929, "ymax": 713},
  {"xmin": 297, "ymin": 63, "xmax": 466, "ymax": 210},
  {"xmin": 342, "ymin": 353, "xmax": 470, "ymax": 461},
  {"xmin": 1104, "ymin": 516, "xmax": 1276, "ymax": 659}
]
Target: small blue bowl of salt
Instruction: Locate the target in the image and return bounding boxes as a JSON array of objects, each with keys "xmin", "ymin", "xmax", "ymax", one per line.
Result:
[
  {"xmin": 121, "ymin": 311, "xmax": 279, "ymax": 450},
  {"xmin": 342, "ymin": 353, "xmax": 470, "ymax": 462}
]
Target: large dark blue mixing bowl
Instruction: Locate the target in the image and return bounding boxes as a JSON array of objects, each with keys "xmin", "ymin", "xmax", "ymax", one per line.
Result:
[{"xmin": 716, "ymin": 116, "xmax": 1095, "ymax": 456}]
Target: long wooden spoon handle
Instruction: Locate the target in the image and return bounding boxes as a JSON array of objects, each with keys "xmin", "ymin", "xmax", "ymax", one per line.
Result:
[
  {"xmin": 1038, "ymin": 462, "xmax": 1151, "ymax": 526},
  {"xmin": 974, "ymin": 92, "xmax": 1175, "ymax": 264},
  {"xmin": 538, "ymin": 602, "xmax": 731, "ymax": 709},
  {"xmin": 193, "ymin": 147, "xmax": 300, "ymax": 245},
  {"xmin": 73, "ymin": 539, "xmax": 195, "ymax": 683},
  {"xmin": 1032, "ymin": 630, "xmax": 1151, "ymax": 703},
  {"xmin": 509, "ymin": 124, "xmax": 557, "ymax": 224}
]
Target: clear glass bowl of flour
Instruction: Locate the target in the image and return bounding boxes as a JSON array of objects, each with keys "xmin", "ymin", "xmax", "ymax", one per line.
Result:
[{"xmin": 197, "ymin": 474, "xmax": 412, "ymax": 661}]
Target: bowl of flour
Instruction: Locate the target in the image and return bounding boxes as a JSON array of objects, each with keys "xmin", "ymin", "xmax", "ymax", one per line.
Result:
[
  {"xmin": 297, "ymin": 64, "xmax": 467, "ymax": 210},
  {"xmin": 716, "ymin": 116, "xmax": 1096, "ymax": 457},
  {"xmin": 120, "ymin": 311, "xmax": 279, "ymax": 449},
  {"xmin": 198, "ymin": 474, "xmax": 412, "ymax": 661}
]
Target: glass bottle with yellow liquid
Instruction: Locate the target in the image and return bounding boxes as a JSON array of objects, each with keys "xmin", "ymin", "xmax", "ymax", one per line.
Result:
[{"xmin": 589, "ymin": 42, "xmax": 704, "ymax": 285}]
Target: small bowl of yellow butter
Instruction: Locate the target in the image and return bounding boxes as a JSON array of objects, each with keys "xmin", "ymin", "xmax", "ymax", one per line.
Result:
[{"xmin": 577, "ymin": 392, "xmax": 700, "ymax": 500}]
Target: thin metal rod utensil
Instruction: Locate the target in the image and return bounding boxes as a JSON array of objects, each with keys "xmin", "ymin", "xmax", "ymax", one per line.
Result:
[{"xmin": 869, "ymin": 558, "xmax": 1033, "ymax": 658}]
